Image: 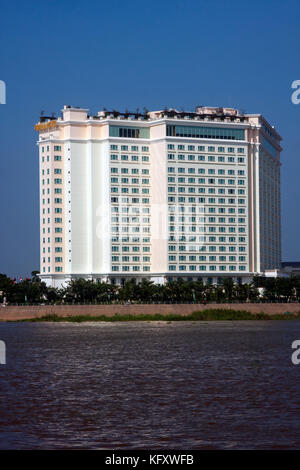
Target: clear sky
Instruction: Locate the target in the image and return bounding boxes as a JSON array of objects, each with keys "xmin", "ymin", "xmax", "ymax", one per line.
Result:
[{"xmin": 0, "ymin": 0, "xmax": 300, "ymax": 277}]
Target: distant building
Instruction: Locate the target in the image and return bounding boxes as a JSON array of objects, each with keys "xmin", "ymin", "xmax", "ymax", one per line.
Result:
[
  {"xmin": 281, "ymin": 262, "xmax": 300, "ymax": 277},
  {"xmin": 35, "ymin": 105, "xmax": 282, "ymax": 287}
]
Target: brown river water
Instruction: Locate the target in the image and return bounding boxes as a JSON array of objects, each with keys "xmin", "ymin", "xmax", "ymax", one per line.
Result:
[{"xmin": 0, "ymin": 320, "xmax": 299, "ymax": 449}]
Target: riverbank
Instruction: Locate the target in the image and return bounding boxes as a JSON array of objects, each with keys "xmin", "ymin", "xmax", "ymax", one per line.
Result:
[
  {"xmin": 0, "ymin": 303, "xmax": 299, "ymax": 321},
  {"xmin": 20, "ymin": 309, "xmax": 300, "ymax": 322}
]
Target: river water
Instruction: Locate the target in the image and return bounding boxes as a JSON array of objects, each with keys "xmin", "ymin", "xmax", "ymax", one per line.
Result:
[{"xmin": 0, "ymin": 320, "xmax": 299, "ymax": 449}]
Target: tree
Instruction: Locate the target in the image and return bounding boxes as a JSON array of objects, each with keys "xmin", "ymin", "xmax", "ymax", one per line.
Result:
[
  {"xmin": 0, "ymin": 274, "xmax": 14, "ymax": 302},
  {"xmin": 222, "ymin": 278, "xmax": 235, "ymax": 302},
  {"xmin": 31, "ymin": 270, "xmax": 40, "ymax": 281},
  {"xmin": 9, "ymin": 278, "xmax": 48, "ymax": 304}
]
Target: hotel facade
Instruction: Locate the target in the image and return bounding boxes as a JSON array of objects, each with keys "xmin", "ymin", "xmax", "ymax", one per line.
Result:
[{"xmin": 35, "ymin": 105, "xmax": 282, "ymax": 288}]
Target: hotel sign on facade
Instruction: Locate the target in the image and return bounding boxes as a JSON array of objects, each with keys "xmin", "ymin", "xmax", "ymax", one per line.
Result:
[{"xmin": 34, "ymin": 120, "xmax": 58, "ymax": 131}]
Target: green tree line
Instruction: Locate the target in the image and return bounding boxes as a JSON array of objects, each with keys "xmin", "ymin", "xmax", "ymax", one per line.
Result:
[{"xmin": 1, "ymin": 273, "xmax": 300, "ymax": 305}]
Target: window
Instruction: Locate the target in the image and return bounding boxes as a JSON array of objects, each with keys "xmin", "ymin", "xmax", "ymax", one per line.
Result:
[{"xmin": 110, "ymin": 127, "xmax": 150, "ymax": 139}]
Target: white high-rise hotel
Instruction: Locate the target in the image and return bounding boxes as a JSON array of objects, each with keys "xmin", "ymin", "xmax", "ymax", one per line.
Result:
[{"xmin": 35, "ymin": 105, "xmax": 282, "ymax": 287}]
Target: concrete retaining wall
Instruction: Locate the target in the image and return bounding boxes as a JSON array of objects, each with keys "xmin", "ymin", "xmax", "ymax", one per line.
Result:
[{"xmin": 0, "ymin": 303, "xmax": 299, "ymax": 321}]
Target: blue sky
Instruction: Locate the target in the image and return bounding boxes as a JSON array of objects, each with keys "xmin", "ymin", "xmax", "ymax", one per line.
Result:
[{"xmin": 0, "ymin": 0, "xmax": 300, "ymax": 277}]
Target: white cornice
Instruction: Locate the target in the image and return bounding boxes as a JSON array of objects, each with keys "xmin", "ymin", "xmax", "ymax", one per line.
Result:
[
  {"xmin": 54, "ymin": 117, "xmax": 251, "ymax": 129},
  {"xmin": 37, "ymin": 136, "xmax": 248, "ymax": 145}
]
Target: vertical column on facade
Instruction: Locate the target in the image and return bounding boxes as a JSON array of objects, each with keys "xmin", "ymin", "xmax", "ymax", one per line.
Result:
[
  {"xmin": 87, "ymin": 140, "xmax": 93, "ymax": 274},
  {"xmin": 64, "ymin": 142, "xmax": 72, "ymax": 275},
  {"xmin": 253, "ymin": 142, "xmax": 261, "ymax": 273},
  {"xmin": 149, "ymin": 132, "xmax": 168, "ymax": 276}
]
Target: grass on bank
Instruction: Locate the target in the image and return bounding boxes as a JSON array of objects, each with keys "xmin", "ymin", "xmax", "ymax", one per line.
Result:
[{"xmin": 18, "ymin": 309, "xmax": 300, "ymax": 322}]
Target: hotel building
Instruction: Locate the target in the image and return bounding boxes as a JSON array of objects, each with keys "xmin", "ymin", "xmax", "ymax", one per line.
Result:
[{"xmin": 35, "ymin": 105, "xmax": 282, "ymax": 287}]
